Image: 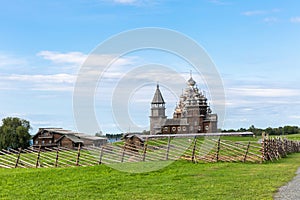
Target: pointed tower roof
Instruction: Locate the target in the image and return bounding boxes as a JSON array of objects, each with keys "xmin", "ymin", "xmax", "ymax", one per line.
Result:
[{"xmin": 151, "ymin": 84, "xmax": 165, "ymax": 104}]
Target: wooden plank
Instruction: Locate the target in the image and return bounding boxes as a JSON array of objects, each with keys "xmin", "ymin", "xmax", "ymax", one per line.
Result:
[
  {"xmin": 15, "ymin": 148, "xmax": 22, "ymax": 168},
  {"xmin": 76, "ymin": 144, "xmax": 81, "ymax": 166},
  {"xmin": 36, "ymin": 146, "xmax": 41, "ymax": 168},
  {"xmin": 142, "ymin": 138, "xmax": 148, "ymax": 162},
  {"xmin": 55, "ymin": 147, "xmax": 59, "ymax": 167},
  {"xmin": 191, "ymin": 136, "xmax": 198, "ymax": 163},
  {"xmin": 216, "ymin": 138, "xmax": 221, "ymax": 162},
  {"xmin": 243, "ymin": 142, "xmax": 250, "ymax": 162},
  {"xmin": 165, "ymin": 136, "xmax": 171, "ymax": 161},
  {"xmin": 99, "ymin": 147, "xmax": 104, "ymax": 164}
]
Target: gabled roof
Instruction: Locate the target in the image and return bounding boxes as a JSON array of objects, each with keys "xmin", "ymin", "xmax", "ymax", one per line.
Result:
[
  {"xmin": 122, "ymin": 134, "xmax": 145, "ymax": 142},
  {"xmin": 151, "ymin": 84, "xmax": 165, "ymax": 104},
  {"xmin": 64, "ymin": 135, "xmax": 84, "ymax": 143},
  {"xmin": 33, "ymin": 128, "xmax": 108, "ymax": 143},
  {"xmin": 37, "ymin": 128, "xmax": 77, "ymax": 135},
  {"xmin": 76, "ymin": 133, "xmax": 107, "ymax": 141}
]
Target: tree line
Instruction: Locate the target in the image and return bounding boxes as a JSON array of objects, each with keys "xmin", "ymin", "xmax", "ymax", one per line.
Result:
[
  {"xmin": 0, "ymin": 117, "xmax": 31, "ymax": 150},
  {"xmin": 221, "ymin": 125, "xmax": 300, "ymax": 136}
]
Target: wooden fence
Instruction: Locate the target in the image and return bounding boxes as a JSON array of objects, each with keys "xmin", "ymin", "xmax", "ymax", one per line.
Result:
[
  {"xmin": 0, "ymin": 133, "xmax": 300, "ymax": 169},
  {"xmin": 262, "ymin": 137, "xmax": 300, "ymax": 161}
]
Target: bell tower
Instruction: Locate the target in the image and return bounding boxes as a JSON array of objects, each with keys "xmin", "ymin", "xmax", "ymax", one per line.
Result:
[{"xmin": 149, "ymin": 84, "xmax": 167, "ymax": 134}]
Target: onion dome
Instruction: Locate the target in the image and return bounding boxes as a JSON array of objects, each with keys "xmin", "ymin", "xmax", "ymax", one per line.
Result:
[{"xmin": 187, "ymin": 77, "xmax": 196, "ymax": 86}]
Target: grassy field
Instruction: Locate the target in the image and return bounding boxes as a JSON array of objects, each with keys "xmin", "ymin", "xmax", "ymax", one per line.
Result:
[
  {"xmin": 220, "ymin": 135, "xmax": 260, "ymax": 141},
  {"xmin": 284, "ymin": 133, "xmax": 300, "ymax": 141},
  {"xmin": 1, "ymin": 153, "xmax": 300, "ymax": 200}
]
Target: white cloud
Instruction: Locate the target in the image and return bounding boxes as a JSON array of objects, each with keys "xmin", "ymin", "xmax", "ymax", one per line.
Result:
[
  {"xmin": 289, "ymin": 115, "xmax": 300, "ymax": 119},
  {"xmin": 37, "ymin": 51, "xmax": 87, "ymax": 65},
  {"xmin": 242, "ymin": 10, "xmax": 267, "ymax": 16},
  {"xmin": 242, "ymin": 9, "xmax": 280, "ymax": 16},
  {"xmin": 38, "ymin": 51, "xmax": 134, "ymax": 70},
  {"xmin": 5, "ymin": 73, "xmax": 76, "ymax": 84},
  {"xmin": 0, "ymin": 53, "xmax": 27, "ymax": 68},
  {"xmin": 114, "ymin": 0, "xmax": 137, "ymax": 4},
  {"xmin": 263, "ymin": 17, "xmax": 279, "ymax": 23},
  {"xmin": 0, "ymin": 73, "xmax": 76, "ymax": 91},
  {"xmin": 0, "ymin": 51, "xmax": 137, "ymax": 92},
  {"xmin": 228, "ymin": 87, "xmax": 300, "ymax": 98},
  {"xmin": 290, "ymin": 17, "xmax": 300, "ymax": 23}
]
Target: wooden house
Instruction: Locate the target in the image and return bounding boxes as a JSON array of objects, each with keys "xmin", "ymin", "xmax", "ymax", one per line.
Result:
[{"xmin": 32, "ymin": 128, "xmax": 107, "ymax": 149}]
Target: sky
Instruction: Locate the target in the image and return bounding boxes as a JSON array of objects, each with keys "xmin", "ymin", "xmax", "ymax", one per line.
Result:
[{"xmin": 0, "ymin": 0, "xmax": 300, "ymax": 135}]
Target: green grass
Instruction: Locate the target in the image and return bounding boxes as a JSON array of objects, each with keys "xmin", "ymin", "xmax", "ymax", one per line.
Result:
[
  {"xmin": 220, "ymin": 135, "xmax": 261, "ymax": 142},
  {"xmin": 283, "ymin": 133, "xmax": 300, "ymax": 141},
  {"xmin": 1, "ymin": 153, "xmax": 300, "ymax": 200}
]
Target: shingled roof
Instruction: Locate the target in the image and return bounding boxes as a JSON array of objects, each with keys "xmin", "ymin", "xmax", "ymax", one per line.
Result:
[
  {"xmin": 151, "ymin": 84, "xmax": 165, "ymax": 104},
  {"xmin": 164, "ymin": 118, "xmax": 189, "ymax": 126}
]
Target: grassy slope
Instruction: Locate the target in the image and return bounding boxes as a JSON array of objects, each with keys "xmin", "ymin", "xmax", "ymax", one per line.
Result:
[
  {"xmin": 1, "ymin": 153, "xmax": 300, "ymax": 200},
  {"xmin": 284, "ymin": 133, "xmax": 300, "ymax": 140}
]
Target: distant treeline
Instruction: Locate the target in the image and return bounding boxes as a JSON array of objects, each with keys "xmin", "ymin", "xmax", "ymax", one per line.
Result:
[
  {"xmin": 222, "ymin": 125, "xmax": 300, "ymax": 136},
  {"xmin": 105, "ymin": 133, "xmax": 123, "ymax": 140}
]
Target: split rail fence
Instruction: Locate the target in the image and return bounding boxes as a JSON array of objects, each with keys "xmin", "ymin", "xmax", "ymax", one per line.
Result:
[{"xmin": 0, "ymin": 133, "xmax": 300, "ymax": 169}]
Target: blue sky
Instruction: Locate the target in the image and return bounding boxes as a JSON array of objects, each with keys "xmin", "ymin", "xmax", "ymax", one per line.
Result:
[{"xmin": 1, "ymin": 0, "xmax": 300, "ymax": 135}]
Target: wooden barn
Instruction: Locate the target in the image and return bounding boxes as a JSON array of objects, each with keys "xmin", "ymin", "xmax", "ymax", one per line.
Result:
[{"xmin": 32, "ymin": 128, "xmax": 107, "ymax": 149}]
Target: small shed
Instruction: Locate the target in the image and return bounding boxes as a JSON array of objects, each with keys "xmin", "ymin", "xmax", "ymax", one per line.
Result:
[{"xmin": 122, "ymin": 134, "xmax": 145, "ymax": 152}]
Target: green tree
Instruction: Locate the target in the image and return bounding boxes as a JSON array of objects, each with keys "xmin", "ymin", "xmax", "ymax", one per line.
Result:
[
  {"xmin": 0, "ymin": 117, "xmax": 31, "ymax": 149},
  {"xmin": 142, "ymin": 130, "xmax": 150, "ymax": 135},
  {"xmin": 95, "ymin": 131, "xmax": 103, "ymax": 137}
]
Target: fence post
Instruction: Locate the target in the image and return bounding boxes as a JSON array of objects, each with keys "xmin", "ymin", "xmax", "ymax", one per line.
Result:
[
  {"xmin": 99, "ymin": 146, "xmax": 104, "ymax": 164},
  {"xmin": 274, "ymin": 139, "xmax": 280, "ymax": 160},
  {"xmin": 15, "ymin": 148, "xmax": 22, "ymax": 168},
  {"xmin": 55, "ymin": 147, "xmax": 59, "ymax": 167},
  {"xmin": 121, "ymin": 142, "xmax": 126, "ymax": 163},
  {"xmin": 216, "ymin": 138, "xmax": 221, "ymax": 162},
  {"xmin": 191, "ymin": 136, "xmax": 198, "ymax": 163},
  {"xmin": 165, "ymin": 136, "xmax": 171, "ymax": 161},
  {"xmin": 261, "ymin": 132, "xmax": 265, "ymax": 163},
  {"xmin": 76, "ymin": 144, "xmax": 81, "ymax": 166},
  {"xmin": 243, "ymin": 141, "xmax": 250, "ymax": 162},
  {"xmin": 143, "ymin": 138, "xmax": 149, "ymax": 162},
  {"xmin": 36, "ymin": 145, "xmax": 41, "ymax": 168}
]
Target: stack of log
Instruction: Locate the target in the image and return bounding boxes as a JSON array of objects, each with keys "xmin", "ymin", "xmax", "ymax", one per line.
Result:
[{"xmin": 262, "ymin": 133, "xmax": 300, "ymax": 161}]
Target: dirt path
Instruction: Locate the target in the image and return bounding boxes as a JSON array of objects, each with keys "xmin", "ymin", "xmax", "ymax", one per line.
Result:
[{"xmin": 274, "ymin": 167, "xmax": 300, "ymax": 200}]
